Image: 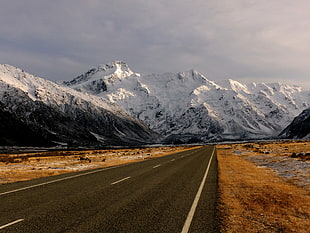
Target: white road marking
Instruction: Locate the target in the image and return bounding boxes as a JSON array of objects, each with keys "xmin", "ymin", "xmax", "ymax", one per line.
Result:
[
  {"xmin": 152, "ymin": 164, "xmax": 161, "ymax": 169},
  {"xmin": 111, "ymin": 176, "xmax": 131, "ymax": 185},
  {"xmin": 0, "ymin": 148, "xmax": 201, "ymax": 197},
  {"xmin": 0, "ymin": 219, "xmax": 24, "ymax": 230},
  {"xmin": 170, "ymin": 159, "xmax": 176, "ymax": 161},
  {"xmin": 0, "ymin": 165, "xmax": 128, "ymax": 197},
  {"xmin": 181, "ymin": 147, "xmax": 216, "ymax": 233}
]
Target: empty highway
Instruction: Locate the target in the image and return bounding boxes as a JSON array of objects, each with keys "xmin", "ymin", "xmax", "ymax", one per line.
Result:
[{"xmin": 0, "ymin": 146, "xmax": 218, "ymax": 233}]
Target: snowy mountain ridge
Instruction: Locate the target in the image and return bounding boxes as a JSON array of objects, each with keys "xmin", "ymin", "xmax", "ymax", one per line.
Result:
[
  {"xmin": 0, "ymin": 64, "xmax": 156, "ymax": 147},
  {"xmin": 64, "ymin": 61, "xmax": 310, "ymax": 143},
  {"xmin": 63, "ymin": 61, "xmax": 140, "ymax": 94},
  {"xmin": 0, "ymin": 64, "xmax": 125, "ymax": 114},
  {"xmin": 1, "ymin": 61, "xmax": 308, "ymax": 146}
]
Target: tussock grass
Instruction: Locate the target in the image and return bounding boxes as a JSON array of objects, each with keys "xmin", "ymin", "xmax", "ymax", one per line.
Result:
[
  {"xmin": 217, "ymin": 141, "xmax": 310, "ymax": 233},
  {"xmin": 0, "ymin": 146, "xmax": 199, "ymax": 184}
]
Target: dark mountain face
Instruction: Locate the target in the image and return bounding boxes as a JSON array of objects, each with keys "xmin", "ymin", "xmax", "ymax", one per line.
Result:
[
  {"xmin": 0, "ymin": 103, "xmax": 53, "ymax": 146},
  {"xmin": 0, "ymin": 64, "xmax": 157, "ymax": 148},
  {"xmin": 0, "ymin": 86, "xmax": 157, "ymax": 147},
  {"xmin": 279, "ymin": 108, "xmax": 310, "ymax": 139},
  {"xmin": 1, "ymin": 89, "xmax": 98, "ymax": 147}
]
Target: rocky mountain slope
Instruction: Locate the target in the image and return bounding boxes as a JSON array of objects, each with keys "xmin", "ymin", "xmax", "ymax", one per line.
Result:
[
  {"xmin": 279, "ymin": 107, "xmax": 310, "ymax": 139},
  {"xmin": 0, "ymin": 64, "xmax": 156, "ymax": 147},
  {"xmin": 0, "ymin": 102, "xmax": 52, "ymax": 146},
  {"xmin": 64, "ymin": 61, "xmax": 310, "ymax": 143}
]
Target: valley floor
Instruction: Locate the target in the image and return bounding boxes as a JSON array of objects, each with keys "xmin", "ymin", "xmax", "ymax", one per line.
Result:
[
  {"xmin": 1, "ymin": 140, "xmax": 309, "ymax": 232},
  {"xmin": 217, "ymin": 140, "xmax": 310, "ymax": 232},
  {"xmin": 0, "ymin": 146, "xmax": 197, "ymax": 184}
]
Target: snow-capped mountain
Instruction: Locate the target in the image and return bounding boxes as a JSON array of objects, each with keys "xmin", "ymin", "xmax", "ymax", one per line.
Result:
[
  {"xmin": 279, "ymin": 108, "xmax": 310, "ymax": 139},
  {"xmin": 0, "ymin": 64, "xmax": 156, "ymax": 147},
  {"xmin": 64, "ymin": 61, "xmax": 310, "ymax": 143}
]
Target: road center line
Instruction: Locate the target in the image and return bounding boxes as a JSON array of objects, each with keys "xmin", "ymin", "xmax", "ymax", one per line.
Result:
[
  {"xmin": 0, "ymin": 165, "xmax": 128, "ymax": 197},
  {"xmin": 181, "ymin": 147, "xmax": 215, "ymax": 233},
  {"xmin": 0, "ymin": 219, "xmax": 24, "ymax": 230},
  {"xmin": 152, "ymin": 164, "xmax": 161, "ymax": 169},
  {"xmin": 111, "ymin": 176, "xmax": 131, "ymax": 185}
]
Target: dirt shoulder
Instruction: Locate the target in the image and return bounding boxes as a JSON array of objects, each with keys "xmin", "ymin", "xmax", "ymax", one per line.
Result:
[
  {"xmin": 217, "ymin": 140, "xmax": 310, "ymax": 233},
  {"xmin": 0, "ymin": 146, "xmax": 200, "ymax": 184}
]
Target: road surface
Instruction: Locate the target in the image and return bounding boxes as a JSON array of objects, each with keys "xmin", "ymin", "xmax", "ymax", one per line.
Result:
[{"xmin": 0, "ymin": 146, "xmax": 218, "ymax": 233}]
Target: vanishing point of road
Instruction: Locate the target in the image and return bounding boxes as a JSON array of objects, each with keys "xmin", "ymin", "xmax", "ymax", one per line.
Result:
[{"xmin": 0, "ymin": 146, "xmax": 218, "ymax": 233}]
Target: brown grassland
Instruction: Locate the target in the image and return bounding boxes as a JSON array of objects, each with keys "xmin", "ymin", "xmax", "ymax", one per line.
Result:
[
  {"xmin": 217, "ymin": 140, "xmax": 310, "ymax": 233},
  {"xmin": 0, "ymin": 146, "xmax": 198, "ymax": 184}
]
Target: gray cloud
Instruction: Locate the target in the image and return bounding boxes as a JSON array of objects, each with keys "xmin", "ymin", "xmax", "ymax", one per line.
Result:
[{"xmin": 0, "ymin": 0, "xmax": 310, "ymax": 88}]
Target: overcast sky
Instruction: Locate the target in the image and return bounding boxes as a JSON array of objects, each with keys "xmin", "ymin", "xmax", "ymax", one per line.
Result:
[{"xmin": 1, "ymin": 0, "xmax": 310, "ymax": 88}]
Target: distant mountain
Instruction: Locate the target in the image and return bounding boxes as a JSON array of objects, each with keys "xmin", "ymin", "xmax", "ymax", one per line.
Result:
[
  {"xmin": 64, "ymin": 61, "xmax": 310, "ymax": 143},
  {"xmin": 279, "ymin": 108, "xmax": 310, "ymax": 139},
  {"xmin": 0, "ymin": 64, "xmax": 157, "ymax": 147}
]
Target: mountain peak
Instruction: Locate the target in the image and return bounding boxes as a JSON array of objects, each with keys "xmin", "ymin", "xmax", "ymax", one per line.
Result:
[
  {"xmin": 63, "ymin": 61, "xmax": 140, "ymax": 93},
  {"xmin": 178, "ymin": 69, "xmax": 218, "ymax": 87},
  {"xmin": 97, "ymin": 61, "xmax": 132, "ymax": 74}
]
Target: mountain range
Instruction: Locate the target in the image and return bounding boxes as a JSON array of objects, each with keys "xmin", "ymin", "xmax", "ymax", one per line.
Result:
[
  {"xmin": 1, "ymin": 61, "xmax": 309, "ymax": 147},
  {"xmin": 64, "ymin": 61, "xmax": 310, "ymax": 143}
]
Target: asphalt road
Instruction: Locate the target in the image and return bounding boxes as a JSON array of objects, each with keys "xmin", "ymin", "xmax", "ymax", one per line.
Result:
[{"xmin": 0, "ymin": 146, "xmax": 218, "ymax": 233}]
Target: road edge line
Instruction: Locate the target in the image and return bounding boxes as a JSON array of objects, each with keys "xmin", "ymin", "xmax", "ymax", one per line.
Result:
[
  {"xmin": 181, "ymin": 147, "xmax": 216, "ymax": 233},
  {"xmin": 0, "ymin": 219, "xmax": 24, "ymax": 230}
]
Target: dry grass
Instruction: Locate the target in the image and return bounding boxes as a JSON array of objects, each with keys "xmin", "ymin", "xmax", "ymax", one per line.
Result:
[
  {"xmin": 232, "ymin": 140, "xmax": 310, "ymax": 160},
  {"xmin": 217, "ymin": 140, "xmax": 310, "ymax": 233},
  {"xmin": 0, "ymin": 146, "xmax": 199, "ymax": 184}
]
